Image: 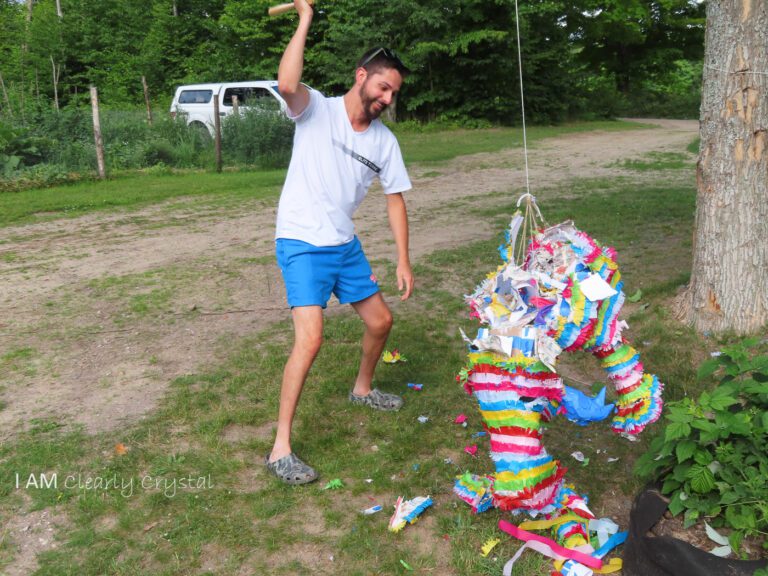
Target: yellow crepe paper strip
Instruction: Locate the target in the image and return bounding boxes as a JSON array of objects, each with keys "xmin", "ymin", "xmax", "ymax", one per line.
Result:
[
  {"xmin": 480, "ymin": 538, "xmax": 501, "ymax": 557},
  {"xmin": 518, "ymin": 513, "xmax": 585, "ymax": 531},
  {"xmin": 554, "ymin": 556, "xmax": 622, "ymax": 573},
  {"xmin": 480, "ymin": 408, "xmax": 541, "ymax": 425},
  {"xmin": 467, "ymin": 351, "xmax": 539, "ymax": 368}
]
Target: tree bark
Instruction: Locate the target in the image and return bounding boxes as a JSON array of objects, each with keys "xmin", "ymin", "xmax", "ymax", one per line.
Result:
[{"xmin": 676, "ymin": 0, "xmax": 768, "ymax": 334}]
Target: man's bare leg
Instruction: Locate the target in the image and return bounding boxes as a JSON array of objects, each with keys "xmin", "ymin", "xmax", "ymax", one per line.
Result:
[
  {"xmin": 269, "ymin": 305, "xmax": 323, "ymax": 463},
  {"xmin": 351, "ymin": 293, "xmax": 393, "ymax": 397}
]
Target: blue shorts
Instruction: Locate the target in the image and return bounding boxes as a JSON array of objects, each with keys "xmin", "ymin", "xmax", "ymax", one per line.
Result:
[{"xmin": 275, "ymin": 236, "xmax": 380, "ymax": 308}]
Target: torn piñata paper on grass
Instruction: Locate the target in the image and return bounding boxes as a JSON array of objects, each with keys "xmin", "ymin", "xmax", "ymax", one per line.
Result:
[
  {"xmin": 388, "ymin": 496, "xmax": 433, "ymax": 532},
  {"xmin": 382, "ymin": 349, "xmax": 407, "ymax": 364}
]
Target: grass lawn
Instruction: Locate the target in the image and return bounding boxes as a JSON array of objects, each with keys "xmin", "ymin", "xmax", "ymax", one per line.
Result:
[
  {"xmin": 393, "ymin": 120, "xmax": 653, "ymax": 164},
  {"xmin": 0, "ymin": 120, "xmax": 651, "ymax": 229},
  {"xmin": 0, "ymin": 122, "xmax": 733, "ymax": 575},
  {"xmin": 0, "ymin": 170, "xmax": 286, "ymax": 228}
]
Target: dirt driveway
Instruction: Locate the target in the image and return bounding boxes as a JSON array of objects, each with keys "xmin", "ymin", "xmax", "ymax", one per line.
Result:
[{"xmin": 0, "ymin": 119, "xmax": 697, "ymax": 439}]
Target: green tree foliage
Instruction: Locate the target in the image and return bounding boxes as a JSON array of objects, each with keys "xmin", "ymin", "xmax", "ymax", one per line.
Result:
[
  {"xmin": 0, "ymin": 0, "xmax": 704, "ymax": 122},
  {"xmin": 0, "ymin": 1, "xmax": 25, "ymax": 80},
  {"xmin": 568, "ymin": 0, "xmax": 705, "ymax": 93}
]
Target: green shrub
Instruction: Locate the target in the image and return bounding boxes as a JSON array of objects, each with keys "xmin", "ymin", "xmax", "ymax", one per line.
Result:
[
  {"xmin": 221, "ymin": 109, "xmax": 294, "ymax": 168},
  {"xmin": 573, "ymin": 74, "xmax": 629, "ymax": 120},
  {"xmin": 27, "ymin": 106, "xmax": 92, "ymax": 145},
  {"xmin": 0, "ymin": 163, "xmax": 79, "ymax": 192},
  {"xmin": 636, "ymin": 338, "xmax": 768, "ymax": 553},
  {"xmin": 0, "ymin": 122, "xmax": 53, "ymax": 174},
  {"xmin": 54, "ymin": 140, "xmax": 96, "ymax": 172},
  {"xmin": 152, "ymin": 115, "xmax": 213, "ymax": 167},
  {"xmin": 0, "ymin": 107, "xmax": 222, "ymax": 189},
  {"xmin": 25, "ymin": 107, "xmax": 94, "ymax": 168},
  {"xmin": 141, "ymin": 141, "xmax": 178, "ymax": 166}
]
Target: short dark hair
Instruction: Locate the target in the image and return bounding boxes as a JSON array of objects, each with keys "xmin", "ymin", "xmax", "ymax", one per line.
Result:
[{"xmin": 357, "ymin": 47, "xmax": 410, "ymax": 77}]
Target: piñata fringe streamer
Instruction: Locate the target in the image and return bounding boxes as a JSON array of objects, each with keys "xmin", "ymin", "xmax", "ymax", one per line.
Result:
[{"xmin": 453, "ymin": 473, "xmax": 494, "ymax": 513}]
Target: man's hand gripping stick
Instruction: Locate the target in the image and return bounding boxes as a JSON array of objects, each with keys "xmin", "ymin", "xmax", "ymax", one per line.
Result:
[{"xmin": 268, "ymin": 0, "xmax": 314, "ymax": 16}]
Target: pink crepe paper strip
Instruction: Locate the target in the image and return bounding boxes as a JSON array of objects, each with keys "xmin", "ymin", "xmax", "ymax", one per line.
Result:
[
  {"xmin": 498, "ymin": 520, "xmax": 602, "ymax": 569},
  {"xmin": 465, "ymin": 445, "xmax": 478, "ymax": 456},
  {"xmin": 454, "ymin": 414, "xmax": 467, "ymax": 424}
]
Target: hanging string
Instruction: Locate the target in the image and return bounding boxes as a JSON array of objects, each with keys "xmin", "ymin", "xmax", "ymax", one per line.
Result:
[
  {"xmin": 509, "ymin": 0, "xmax": 547, "ymax": 267},
  {"xmin": 512, "ymin": 0, "xmax": 531, "ymax": 198}
]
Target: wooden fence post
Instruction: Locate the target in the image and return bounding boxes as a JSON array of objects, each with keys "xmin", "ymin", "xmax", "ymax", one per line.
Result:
[
  {"xmin": 90, "ymin": 86, "xmax": 106, "ymax": 179},
  {"xmin": 232, "ymin": 95, "xmax": 239, "ymax": 115},
  {"xmin": 213, "ymin": 94, "xmax": 222, "ymax": 173},
  {"xmin": 142, "ymin": 76, "xmax": 153, "ymax": 125}
]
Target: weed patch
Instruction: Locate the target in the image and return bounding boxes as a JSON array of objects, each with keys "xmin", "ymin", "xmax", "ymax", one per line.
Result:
[{"xmin": 616, "ymin": 151, "xmax": 692, "ymax": 171}]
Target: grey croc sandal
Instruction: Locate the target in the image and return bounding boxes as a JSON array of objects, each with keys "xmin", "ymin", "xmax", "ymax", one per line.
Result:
[
  {"xmin": 265, "ymin": 453, "xmax": 318, "ymax": 485},
  {"xmin": 349, "ymin": 388, "xmax": 403, "ymax": 412}
]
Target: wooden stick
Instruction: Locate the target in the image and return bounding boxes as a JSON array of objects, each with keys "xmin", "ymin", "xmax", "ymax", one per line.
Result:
[{"xmin": 268, "ymin": 0, "xmax": 313, "ymax": 17}]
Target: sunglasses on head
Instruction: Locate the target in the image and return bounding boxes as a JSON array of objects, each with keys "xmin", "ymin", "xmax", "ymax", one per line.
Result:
[{"xmin": 359, "ymin": 47, "xmax": 408, "ymax": 73}]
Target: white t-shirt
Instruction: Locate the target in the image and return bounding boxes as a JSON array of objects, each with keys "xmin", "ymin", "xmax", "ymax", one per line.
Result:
[{"xmin": 275, "ymin": 90, "xmax": 412, "ymax": 246}]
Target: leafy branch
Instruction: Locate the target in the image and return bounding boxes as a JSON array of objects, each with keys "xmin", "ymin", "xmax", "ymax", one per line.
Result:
[{"xmin": 636, "ymin": 337, "xmax": 768, "ymax": 553}]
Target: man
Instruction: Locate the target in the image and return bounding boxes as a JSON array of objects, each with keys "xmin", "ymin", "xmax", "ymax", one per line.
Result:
[{"xmin": 266, "ymin": 0, "xmax": 414, "ymax": 485}]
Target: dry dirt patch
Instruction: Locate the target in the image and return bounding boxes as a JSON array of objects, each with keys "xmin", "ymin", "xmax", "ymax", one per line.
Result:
[
  {"xmin": 0, "ymin": 119, "xmax": 697, "ymax": 438},
  {"xmin": 0, "ymin": 497, "xmax": 71, "ymax": 576}
]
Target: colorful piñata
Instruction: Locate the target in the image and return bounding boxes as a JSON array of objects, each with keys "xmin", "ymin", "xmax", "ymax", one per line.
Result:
[{"xmin": 455, "ymin": 213, "xmax": 663, "ymax": 574}]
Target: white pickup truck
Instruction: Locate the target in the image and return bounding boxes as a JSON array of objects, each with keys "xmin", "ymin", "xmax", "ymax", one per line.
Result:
[{"xmin": 169, "ymin": 81, "xmax": 289, "ymax": 137}]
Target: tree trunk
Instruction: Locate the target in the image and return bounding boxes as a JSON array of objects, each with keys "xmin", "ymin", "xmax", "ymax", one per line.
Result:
[
  {"xmin": 142, "ymin": 75, "xmax": 153, "ymax": 125},
  {"xmin": 676, "ymin": 0, "xmax": 768, "ymax": 335},
  {"xmin": 90, "ymin": 86, "xmax": 106, "ymax": 179},
  {"xmin": 0, "ymin": 72, "xmax": 13, "ymax": 118},
  {"xmin": 51, "ymin": 57, "xmax": 60, "ymax": 112},
  {"xmin": 55, "ymin": 0, "xmax": 63, "ymax": 18},
  {"xmin": 383, "ymin": 93, "xmax": 397, "ymax": 123}
]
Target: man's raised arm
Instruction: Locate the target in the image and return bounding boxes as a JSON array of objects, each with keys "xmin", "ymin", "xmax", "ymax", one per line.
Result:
[{"xmin": 277, "ymin": 0, "xmax": 313, "ymax": 116}]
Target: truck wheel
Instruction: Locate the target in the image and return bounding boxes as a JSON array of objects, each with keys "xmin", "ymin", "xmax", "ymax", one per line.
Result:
[{"xmin": 189, "ymin": 121, "xmax": 212, "ymax": 143}]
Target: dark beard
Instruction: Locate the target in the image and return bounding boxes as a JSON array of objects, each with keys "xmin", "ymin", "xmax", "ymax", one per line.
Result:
[{"xmin": 359, "ymin": 83, "xmax": 386, "ymax": 121}]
